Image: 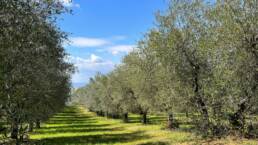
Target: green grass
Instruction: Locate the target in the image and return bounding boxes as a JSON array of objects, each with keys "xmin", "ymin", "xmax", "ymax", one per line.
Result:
[{"xmin": 30, "ymin": 106, "xmax": 258, "ymax": 145}]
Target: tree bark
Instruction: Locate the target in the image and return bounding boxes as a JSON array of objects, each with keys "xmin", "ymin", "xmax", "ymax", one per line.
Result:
[
  {"xmin": 29, "ymin": 122, "xmax": 34, "ymax": 132},
  {"xmin": 229, "ymin": 81, "xmax": 256, "ymax": 131},
  {"xmin": 185, "ymin": 111, "xmax": 189, "ymax": 118},
  {"xmin": 123, "ymin": 113, "xmax": 128, "ymax": 123},
  {"xmin": 36, "ymin": 119, "xmax": 40, "ymax": 129},
  {"xmin": 11, "ymin": 119, "xmax": 18, "ymax": 140},
  {"xmin": 193, "ymin": 66, "xmax": 209, "ymax": 129},
  {"xmin": 141, "ymin": 112, "xmax": 147, "ymax": 124},
  {"xmin": 230, "ymin": 98, "xmax": 248, "ymax": 132},
  {"xmin": 167, "ymin": 113, "xmax": 174, "ymax": 129},
  {"xmin": 113, "ymin": 113, "xmax": 120, "ymax": 119}
]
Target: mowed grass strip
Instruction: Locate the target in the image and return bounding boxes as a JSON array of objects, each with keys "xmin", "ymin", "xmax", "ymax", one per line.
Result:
[{"xmin": 30, "ymin": 106, "xmax": 258, "ymax": 145}]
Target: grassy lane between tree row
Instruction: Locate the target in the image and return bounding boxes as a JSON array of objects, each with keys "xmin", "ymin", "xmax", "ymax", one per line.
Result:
[{"xmin": 30, "ymin": 106, "xmax": 258, "ymax": 145}]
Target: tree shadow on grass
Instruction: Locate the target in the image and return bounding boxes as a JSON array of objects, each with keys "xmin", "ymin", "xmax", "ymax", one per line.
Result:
[
  {"xmin": 36, "ymin": 126, "xmax": 125, "ymax": 134},
  {"xmin": 32, "ymin": 107, "xmax": 152, "ymax": 144},
  {"xmin": 128, "ymin": 115, "xmax": 166, "ymax": 124},
  {"xmin": 39, "ymin": 123, "xmax": 111, "ymax": 130},
  {"xmin": 138, "ymin": 141, "xmax": 170, "ymax": 145},
  {"xmin": 46, "ymin": 115, "xmax": 96, "ymax": 123},
  {"xmin": 33, "ymin": 131, "xmax": 148, "ymax": 145},
  {"xmin": 46, "ymin": 120, "xmax": 98, "ymax": 125}
]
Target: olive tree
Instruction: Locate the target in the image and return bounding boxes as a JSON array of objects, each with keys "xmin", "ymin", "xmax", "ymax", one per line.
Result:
[{"xmin": 0, "ymin": 0, "xmax": 73, "ymax": 143}]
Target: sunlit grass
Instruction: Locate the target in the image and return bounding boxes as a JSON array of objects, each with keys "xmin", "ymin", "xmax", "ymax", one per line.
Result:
[{"xmin": 29, "ymin": 106, "xmax": 258, "ymax": 145}]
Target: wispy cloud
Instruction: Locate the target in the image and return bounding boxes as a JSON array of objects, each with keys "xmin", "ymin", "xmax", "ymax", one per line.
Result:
[
  {"xmin": 59, "ymin": 0, "xmax": 80, "ymax": 8},
  {"xmin": 67, "ymin": 35, "xmax": 130, "ymax": 48},
  {"xmin": 65, "ymin": 35, "xmax": 135, "ymax": 87},
  {"xmin": 67, "ymin": 55, "xmax": 115, "ymax": 85},
  {"xmin": 108, "ymin": 45, "xmax": 135, "ymax": 55},
  {"xmin": 69, "ymin": 37, "xmax": 111, "ymax": 48},
  {"xmin": 68, "ymin": 54, "xmax": 114, "ymax": 70}
]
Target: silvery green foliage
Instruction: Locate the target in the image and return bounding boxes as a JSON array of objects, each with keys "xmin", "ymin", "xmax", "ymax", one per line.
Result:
[{"xmin": 72, "ymin": 0, "xmax": 258, "ymax": 137}]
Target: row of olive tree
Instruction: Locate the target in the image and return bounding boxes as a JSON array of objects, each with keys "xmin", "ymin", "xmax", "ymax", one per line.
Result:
[
  {"xmin": 73, "ymin": 0, "xmax": 258, "ymax": 138},
  {"xmin": 0, "ymin": 0, "xmax": 74, "ymax": 144}
]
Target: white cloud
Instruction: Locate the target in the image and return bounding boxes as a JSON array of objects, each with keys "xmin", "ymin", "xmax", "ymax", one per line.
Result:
[
  {"xmin": 89, "ymin": 54, "xmax": 103, "ymax": 63},
  {"xmin": 108, "ymin": 45, "xmax": 135, "ymax": 55},
  {"xmin": 59, "ymin": 0, "xmax": 80, "ymax": 8},
  {"xmin": 63, "ymin": 35, "xmax": 136, "ymax": 87},
  {"xmin": 69, "ymin": 37, "xmax": 110, "ymax": 48},
  {"xmin": 67, "ymin": 55, "xmax": 115, "ymax": 84},
  {"xmin": 68, "ymin": 54, "xmax": 113, "ymax": 70}
]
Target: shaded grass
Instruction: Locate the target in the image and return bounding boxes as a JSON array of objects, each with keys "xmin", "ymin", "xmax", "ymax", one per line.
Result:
[{"xmin": 30, "ymin": 106, "xmax": 258, "ymax": 145}]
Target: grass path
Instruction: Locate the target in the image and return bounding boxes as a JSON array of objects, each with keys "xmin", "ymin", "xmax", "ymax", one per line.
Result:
[{"xmin": 30, "ymin": 106, "xmax": 258, "ymax": 145}]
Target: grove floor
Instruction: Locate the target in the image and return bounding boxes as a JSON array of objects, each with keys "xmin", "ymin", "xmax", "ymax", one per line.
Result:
[{"xmin": 30, "ymin": 106, "xmax": 258, "ymax": 145}]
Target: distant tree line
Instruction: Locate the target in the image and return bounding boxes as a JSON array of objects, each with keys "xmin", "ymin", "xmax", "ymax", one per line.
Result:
[
  {"xmin": 73, "ymin": 0, "xmax": 258, "ymax": 138},
  {"xmin": 0, "ymin": 0, "xmax": 74, "ymax": 144}
]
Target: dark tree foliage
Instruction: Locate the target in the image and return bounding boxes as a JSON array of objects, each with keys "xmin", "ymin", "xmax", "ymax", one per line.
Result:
[{"xmin": 0, "ymin": 0, "xmax": 74, "ymax": 144}]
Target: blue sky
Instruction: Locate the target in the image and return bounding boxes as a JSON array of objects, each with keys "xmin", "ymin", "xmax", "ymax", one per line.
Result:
[{"xmin": 59, "ymin": 0, "xmax": 168, "ymax": 88}]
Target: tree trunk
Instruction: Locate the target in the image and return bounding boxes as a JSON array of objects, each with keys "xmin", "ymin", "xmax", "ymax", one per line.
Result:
[
  {"xmin": 36, "ymin": 119, "xmax": 40, "ymax": 129},
  {"xmin": 11, "ymin": 120, "xmax": 18, "ymax": 140},
  {"xmin": 192, "ymin": 66, "xmax": 209, "ymax": 131},
  {"xmin": 229, "ymin": 86, "xmax": 256, "ymax": 133},
  {"xmin": 185, "ymin": 111, "xmax": 189, "ymax": 118},
  {"xmin": 141, "ymin": 112, "xmax": 147, "ymax": 124},
  {"xmin": 97, "ymin": 111, "xmax": 104, "ymax": 116},
  {"xmin": 111, "ymin": 113, "xmax": 119, "ymax": 119},
  {"xmin": 198, "ymin": 97, "xmax": 209, "ymax": 125},
  {"xmin": 229, "ymin": 101, "xmax": 247, "ymax": 132},
  {"xmin": 29, "ymin": 122, "xmax": 34, "ymax": 132},
  {"xmin": 123, "ymin": 113, "xmax": 128, "ymax": 123},
  {"xmin": 167, "ymin": 113, "xmax": 174, "ymax": 129}
]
